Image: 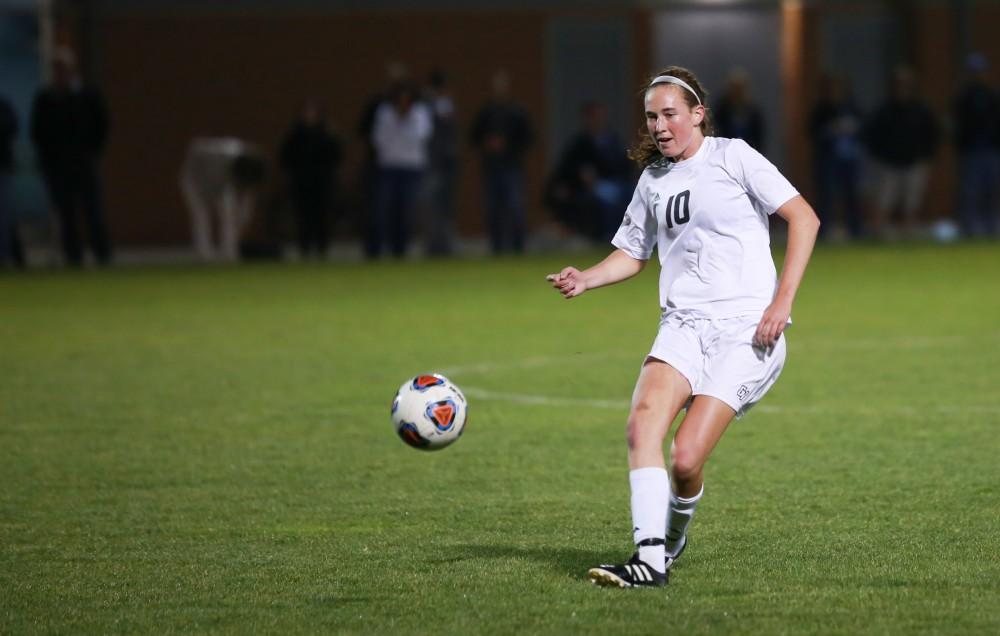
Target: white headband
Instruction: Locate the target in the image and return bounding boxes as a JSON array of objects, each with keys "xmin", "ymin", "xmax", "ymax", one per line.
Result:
[{"xmin": 649, "ymin": 75, "xmax": 702, "ymax": 105}]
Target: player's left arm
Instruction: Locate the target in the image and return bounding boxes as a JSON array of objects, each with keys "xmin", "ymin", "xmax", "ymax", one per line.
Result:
[{"xmin": 754, "ymin": 195, "xmax": 820, "ymax": 348}]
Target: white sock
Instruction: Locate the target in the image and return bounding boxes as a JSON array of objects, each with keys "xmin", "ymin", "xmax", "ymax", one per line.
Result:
[
  {"xmin": 629, "ymin": 467, "xmax": 669, "ymax": 573},
  {"xmin": 666, "ymin": 485, "xmax": 703, "ymax": 557}
]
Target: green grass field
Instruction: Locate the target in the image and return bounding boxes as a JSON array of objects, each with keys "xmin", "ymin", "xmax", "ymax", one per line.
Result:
[{"xmin": 2, "ymin": 243, "xmax": 999, "ymax": 635}]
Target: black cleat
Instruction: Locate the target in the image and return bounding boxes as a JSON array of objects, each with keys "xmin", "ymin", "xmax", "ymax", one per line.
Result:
[{"xmin": 588, "ymin": 552, "xmax": 667, "ymax": 588}]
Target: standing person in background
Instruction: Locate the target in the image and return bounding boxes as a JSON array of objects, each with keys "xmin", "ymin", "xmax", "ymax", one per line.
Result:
[
  {"xmin": 545, "ymin": 100, "xmax": 634, "ymax": 243},
  {"xmin": 0, "ymin": 93, "xmax": 19, "ymax": 268},
  {"xmin": 713, "ymin": 70, "xmax": 765, "ymax": 153},
  {"xmin": 180, "ymin": 138, "xmax": 265, "ymax": 263},
  {"xmin": 369, "ymin": 81, "xmax": 432, "ymax": 259},
  {"xmin": 31, "ymin": 47, "xmax": 112, "ymax": 267},
  {"xmin": 809, "ymin": 73, "xmax": 865, "ymax": 240},
  {"xmin": 953, "ymin": 53, "xmax": 1000, "ymax": 238},
  {"xmin": 470, "ymin": 70, "xmax": 534, "ymax": 254},
  {"xmin": 280, "ymin": 98, "xmax": 342, "ymax": 259},
  {"xmin": 424, "ymin": 69, "xmax": 460, "ymax": 256},
  {"xmin": 357, "ymin": 62, "xmax": 408, "ymax": 245},
  {"xmin": 863, "ymin": 67, "xmax": 940, "ymax": 239}
]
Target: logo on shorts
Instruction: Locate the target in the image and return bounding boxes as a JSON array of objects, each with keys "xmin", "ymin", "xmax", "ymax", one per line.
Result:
[{"xmin": 737, "ymin": 385, "xmax": 750, "ymax": 401}]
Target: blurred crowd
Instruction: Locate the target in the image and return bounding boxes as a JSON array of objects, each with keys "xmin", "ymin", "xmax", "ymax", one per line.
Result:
[
  {"xmin": 2, "ymin": 51, "xmax": 1000, "ymax": 269},
  {"xmin": 807, "ymin": 57, "xmax": 998, "ymax": 242}
]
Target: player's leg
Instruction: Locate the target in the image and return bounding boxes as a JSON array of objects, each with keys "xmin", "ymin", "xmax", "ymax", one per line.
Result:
[
  {"xmin": 670, "ymin": 396, "xmax": 735, "ymax": 496},
  {"xmin": 665, "ymin": 317, "xmax": 787, "ymax": 564},
  {"xmin": 628, "ymin": 359, "xmax": 692, "ymax": 565},
  {"xmin": 664, "ymin": 395, "xmax": 736, "ymax": 560},
  {"xmin": 627, "ymin": 358, "xmax": 690, "ymax": 469},
  {"xmin": 589, "ymin": 358, "xmax": 690, "ymax": 588}
]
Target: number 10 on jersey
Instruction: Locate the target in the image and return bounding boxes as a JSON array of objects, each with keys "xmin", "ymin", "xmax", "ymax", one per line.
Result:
[{"xmin": 665, "ymin": 190, "xmax": 691, "ymax": 229}]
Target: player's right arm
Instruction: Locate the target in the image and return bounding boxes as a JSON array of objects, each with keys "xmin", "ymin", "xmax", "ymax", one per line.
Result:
[{"xmin": 546, "ymin": 249, "xmax": 646, "ymax": 299}]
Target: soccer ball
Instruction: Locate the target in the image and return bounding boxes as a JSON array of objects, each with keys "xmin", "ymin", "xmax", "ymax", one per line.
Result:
[{"xmin": 391, "ymin": 374, "xmax": 468, "ymax": 450}]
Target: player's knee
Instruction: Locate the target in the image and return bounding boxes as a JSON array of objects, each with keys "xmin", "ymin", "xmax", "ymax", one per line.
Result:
[{"xmin": 670, "ymin": 443, "xmax": 703, "ymax": 484}]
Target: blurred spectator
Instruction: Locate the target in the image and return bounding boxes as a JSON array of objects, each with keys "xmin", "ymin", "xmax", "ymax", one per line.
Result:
[
  {"xmin": 545, "ymin": 100, "xmax": 633, "ymax": 242},
  {"xmin": 424, "ymin": 69, "xmax": 460, "ymax": 257},
  {"xmin": 808, "ymin": 73, "xmax": 865, "ymax": 240},
  {"xmin": 714, "ymin": 70, "xmax": 765, "ymax": 152},
  {"xmin": 953, "ymin": 53, "xmax": 1000, "ymax": 237},
  {"xmin": 470, "ymin": 70, "xmax": 534, "ymax": 254},
  {"xmin": 1, "ymin": 93, "xmax": 20, "ymax": 268},
  {"xmin": 368, "ymin": 81, "xmax": 432, "ymax": 258},
  {"xmin": 357, "ymin": 62, "xmax": 408, "ymax": 238},
  {"xmin": 358, "ymin": 62, "xmax": 409, "ymax": 157},
  {"xmin": 863, "ymin": 67, "xmax": 941, "ymax": 238},
  {"xmin": 30, "ymin": 47, "xmax": 112, "ymax": 267},
  {"xmin": 280, "ymin": 98, "xmax": 342, "ymax": 259},
  {"xmin": 180, "ymin": 138, "xmax": 265, "ymax": 262}
]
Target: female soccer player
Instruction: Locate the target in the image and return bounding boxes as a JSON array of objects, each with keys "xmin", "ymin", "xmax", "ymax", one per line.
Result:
[{"xmin": 547, "ymin": 67, "xmax": 820, "ymax": 588}]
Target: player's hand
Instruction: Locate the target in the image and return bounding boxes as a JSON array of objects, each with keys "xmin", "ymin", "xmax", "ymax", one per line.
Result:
[
  {"xmin": 754, "ymin": 299, "xmax": 791, "ymax": 349},
  {"xmin": 546, "ymin": 267, "xmax": 588, "ymax": 299}
]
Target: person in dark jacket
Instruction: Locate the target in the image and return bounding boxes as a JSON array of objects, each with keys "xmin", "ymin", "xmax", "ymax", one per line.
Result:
[
  {"xmin": 953, "ymin": 53, "xmax": 1000, "ymax": 237},
  {"xmin": 280, "ymin": 99, "xmax": 342, "ymax": 258},
  {"xmin": 424, "ymin": 70, "xmax": 460, "ymax": 256},
  {"xmin": 809, "ymin": 74, "xmax": 865, "ymax": 240},
  {"xmin": 863, "ymin": 67, "xmax": 941, "ymax": 238},
  {"xmin": 713, "ymin": 71, "xmax": 766, "ymax": 152},
  {"xmin": 470, "ymin": 71, "xmax": 534, "ymax": 254},
  {"xmin": 30, "ymin": 47, "xmax": 111, "ymax": 266},
  {"xmin": 545, "ymin": 101, "xmax": 634, "ymax": 242}
]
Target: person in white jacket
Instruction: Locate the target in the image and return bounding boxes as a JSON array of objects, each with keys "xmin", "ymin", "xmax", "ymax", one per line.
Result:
[
  {"xmin": 368, "ymin": 82, "xmax": 432, "ymax": 258},
  {"xmin": 180, "ymin": 137, "xmax": 264, "ymax": 262}
]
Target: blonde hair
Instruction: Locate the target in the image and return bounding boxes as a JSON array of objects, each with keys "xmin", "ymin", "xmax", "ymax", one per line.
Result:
[{"xmin": 628, "ymin": 66, "xmax": 713, "ymax": 168}]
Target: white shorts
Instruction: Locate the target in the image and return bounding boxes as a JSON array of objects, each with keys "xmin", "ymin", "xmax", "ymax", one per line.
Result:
[{"xmin": 648, "ymin": 312, "xmax": 786, "ymax": 418}]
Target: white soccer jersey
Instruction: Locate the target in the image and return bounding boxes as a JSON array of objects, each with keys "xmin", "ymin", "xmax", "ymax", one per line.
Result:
[{"xmin": 612, "ymin": 136, "xmax": 799, "ymax": 318}]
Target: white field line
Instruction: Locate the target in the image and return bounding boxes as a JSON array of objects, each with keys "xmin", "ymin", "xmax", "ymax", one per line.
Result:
[
  {"xmin": 442, "ymin": 333, "xmax": 1000, "ymax": 379},
  {"xmin": 462, "ymin": 387, "xmax": 629, "ymax": 410},
  {"xmin": 449, "ymin": 333, "xmax": 1000, "ymax": 416},
  {"xmin": 795, "ymin": 333, "xmax": 1000, "ymax": 351},
  {"xmin": 462, "ymin": 386, "xmax": 1000, "ymax": 416},
  {"xmin": 440, "ymin": 352, "xmax": 613, "ymax": 377}
]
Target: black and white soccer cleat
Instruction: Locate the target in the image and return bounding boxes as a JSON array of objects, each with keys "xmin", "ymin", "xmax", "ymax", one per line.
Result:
[{"xmin": 588, "ymin": 552, "xmax": 667, "ymax": 588}]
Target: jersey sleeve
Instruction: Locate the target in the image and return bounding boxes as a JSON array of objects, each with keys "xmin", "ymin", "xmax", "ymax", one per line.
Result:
[
  {"xmin": 611, "ymin": 175, "xmax": 657, "ymax": 260},
  {"xmin": 725, "ymin": 139, "xmax": 799, "ymax": 215}
]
